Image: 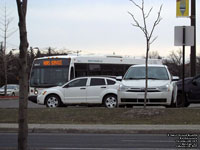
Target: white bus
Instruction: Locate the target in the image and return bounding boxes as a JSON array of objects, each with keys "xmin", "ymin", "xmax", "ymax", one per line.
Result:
[{"xmin": 28, "ymin": 55, "xmax": 162, "ymax": 102}]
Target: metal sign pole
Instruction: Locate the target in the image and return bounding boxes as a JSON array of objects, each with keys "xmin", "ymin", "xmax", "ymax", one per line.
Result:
[{"xmin": 182, "ymin": 26, "xmax": 185, "ymax": 105}]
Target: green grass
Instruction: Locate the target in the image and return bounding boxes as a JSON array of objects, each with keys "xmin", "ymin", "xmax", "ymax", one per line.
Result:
[{"xmin": 1, "ymin": 108, "xmax": 200, "ymax": 124}]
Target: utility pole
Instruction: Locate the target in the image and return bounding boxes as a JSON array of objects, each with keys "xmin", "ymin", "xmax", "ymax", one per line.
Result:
[{"xmin": 190, "ymin": 0, "xmax": 196, "ymax": 76}]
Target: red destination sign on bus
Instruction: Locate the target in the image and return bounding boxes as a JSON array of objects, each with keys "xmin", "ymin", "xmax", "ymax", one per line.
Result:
[{"xmin": 43, "ymin": 60, "xmax": 63, "ymax": 66}]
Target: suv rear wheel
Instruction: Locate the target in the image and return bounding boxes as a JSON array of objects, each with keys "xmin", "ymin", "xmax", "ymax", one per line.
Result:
[{"xmin": 103, "ymin": 94, "xmax": 117, "ymax": 108}]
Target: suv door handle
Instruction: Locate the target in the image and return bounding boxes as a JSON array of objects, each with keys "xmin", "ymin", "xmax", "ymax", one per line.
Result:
[
  {"xmin": 80, "ymin": 88, "xmax": 86, "ymax": 90},
  {"xmin": 101, "ymin": 87, "xmax": 106, "ymax": 89}
]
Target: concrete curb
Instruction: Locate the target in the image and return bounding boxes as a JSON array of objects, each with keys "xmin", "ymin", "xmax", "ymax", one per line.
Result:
[
  {"xmin": 1, "ymin": 124, "xmax": 200, "ymax": 134},
  {"xmin": 0, "ymin": 96, "xmax": 18, "ymax": 100}
]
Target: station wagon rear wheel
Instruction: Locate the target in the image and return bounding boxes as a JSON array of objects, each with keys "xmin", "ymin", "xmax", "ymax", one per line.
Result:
[
  {"xmin": 45, "ymin": 95, "xmax": 61, "ymax": 108},
  {"xmin": 103, "ymin": 95, "xmax": 117, "ymax": 108}
]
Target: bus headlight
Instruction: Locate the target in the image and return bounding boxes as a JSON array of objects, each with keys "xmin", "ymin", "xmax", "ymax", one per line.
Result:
[{"xmin": 34, "ymin": 90, "xmax": 38, "ymax": 95}]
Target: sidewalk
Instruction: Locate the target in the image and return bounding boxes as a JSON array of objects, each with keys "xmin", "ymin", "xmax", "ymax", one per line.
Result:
[{"xmin": 1, "ymin": 124, "xmax": 200, "ymax": 134}]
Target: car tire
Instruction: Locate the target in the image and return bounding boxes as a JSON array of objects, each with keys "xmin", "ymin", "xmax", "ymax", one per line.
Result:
[
  {"xmin": 176, "ymin": 92, "xmax": 188, "ymax": 107},
  {"xmin": 11, "ymin": 92, "xmax": 15, "ymax": 96},
  {"xmin": 45, "ymin": 94, "xmax": 62, "ymax": 108},
  {"xmin": 103, "ymin": 94, "xmax": 117, "ymax": 108}
]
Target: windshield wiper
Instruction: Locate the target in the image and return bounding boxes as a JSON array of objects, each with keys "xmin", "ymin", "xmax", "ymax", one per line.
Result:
[
  {"xmin": 124, "ymin": 77, "xmax": 145, "ymax": 80},
  {"xmin": 148, "ymin": 77, "xmax": 159, "ymax": 80}
]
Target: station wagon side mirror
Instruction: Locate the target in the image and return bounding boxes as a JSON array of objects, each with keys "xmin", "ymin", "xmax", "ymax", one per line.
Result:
[
  {"xmin": 172, "ymin": 76, "xmax": 179, "ymax": 81},
  {"xmin": 116, "ymin": 76, "xmax": 122, "ymax": 81}
]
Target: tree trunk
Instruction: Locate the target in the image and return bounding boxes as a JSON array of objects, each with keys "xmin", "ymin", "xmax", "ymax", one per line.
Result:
[
  {"xmin": 3, "ymin": 51, "xmax": 7, "ymax": 96},
  {"xmin": 144, "ymin": 41, "xmax": 149, "ymax": 109},
  {"xmin": 16, "ymin": 0, "xmax": 29, "ymax": 150}
]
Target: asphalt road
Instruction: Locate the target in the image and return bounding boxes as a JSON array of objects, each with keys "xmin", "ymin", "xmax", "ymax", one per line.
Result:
[
  {"xmin": 1, "ymin": 133, "xmax": 198, "ymax": 150},
  {"xmin": 0, "ymin": 99, "xmax": 200, "ymax": 108},
  {"xmin": 0, "ymin": 99, "xmax": 45, "ymax": 108}
]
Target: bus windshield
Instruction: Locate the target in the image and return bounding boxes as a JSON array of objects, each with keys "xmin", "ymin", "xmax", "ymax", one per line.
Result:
[
  {"xmin": 30, "ymin": 58, "xmax": 70, "ymax": 88},
  {"xmin": 30, "ymin": 66, "xmax": 69, "ymax": 87}
]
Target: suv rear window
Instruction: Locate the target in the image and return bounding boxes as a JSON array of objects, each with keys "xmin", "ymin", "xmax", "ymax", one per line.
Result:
[
  {"xmin": 107, "ymin": 79, "xmax": 116, "ymax": 85},
  {"xmin": 90, "ymin": 78, "xmax": 106, "ymax": 86}
]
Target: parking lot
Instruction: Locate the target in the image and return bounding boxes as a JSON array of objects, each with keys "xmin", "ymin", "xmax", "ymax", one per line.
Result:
[{"xmin": 0, "ymin": 97, "xmax": 200, "ymax": 108}]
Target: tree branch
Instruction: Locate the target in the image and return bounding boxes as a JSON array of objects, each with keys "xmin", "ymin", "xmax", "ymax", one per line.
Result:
[
  {"xmin": 130, "ymin": 0, "xmax": 142, "ymax": 10},
  {"xmin": 149, "ymin": 4, "xmax": 162, "ymax": 40},
  {"xmin": 145, "ymin": 7, "xmax": 153, "ymax": 19},
  {"xmin": 149, "ymin": 36, "xmax": 158, "ymax": 45},
  {"xmin": 128, "ymin": 11, "xmax": 146, "ymax": 34}
]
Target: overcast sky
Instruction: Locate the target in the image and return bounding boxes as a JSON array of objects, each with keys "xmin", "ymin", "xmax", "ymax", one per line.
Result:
[{"xmin": 1, "ymin": 0, "xmax": 200, "ymax": 58}]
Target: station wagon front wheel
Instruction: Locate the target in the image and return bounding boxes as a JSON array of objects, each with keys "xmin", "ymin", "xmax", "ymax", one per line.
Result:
[
  {"xmin": 45, "ymin": 95, "xmax": 61, "ymax": 108},
  {"xmin": 103, "ymin": 94, "xmax": 117, "ymax": 108}
]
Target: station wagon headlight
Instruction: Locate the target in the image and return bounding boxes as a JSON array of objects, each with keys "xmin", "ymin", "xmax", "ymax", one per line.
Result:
[{"xmin": 158, "ymin": 84, "xmax": 170, "ymax": 92}]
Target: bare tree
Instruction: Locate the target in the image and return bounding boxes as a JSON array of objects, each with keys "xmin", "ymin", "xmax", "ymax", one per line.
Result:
[
  {"xmin": 149, "ymin": 51, "xmax": 162, "ymax": 59},
  {"xmin": 163, "ymin": 49, "xmax": 182, "ymax": 78},
  {"xmin": 16, "ymin": 0, "xmax": 29, "ymax": 150},
  {"xmin": 0, "ymin": 2, "xmax": 17, "ymax": 95},
  {"xmin": 128, "ymin": 0, "xmax": 162, "ymax": 108}
]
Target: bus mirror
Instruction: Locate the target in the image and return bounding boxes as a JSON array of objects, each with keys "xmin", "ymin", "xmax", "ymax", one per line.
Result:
[{"xmin": 116, "ymin": 76, "xmax": 122, "ymax": 81}]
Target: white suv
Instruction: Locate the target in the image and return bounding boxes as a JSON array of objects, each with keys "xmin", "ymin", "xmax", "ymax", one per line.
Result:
[
  {"xmin": 37, "ymin": 77, "xmax": 119, "ymax": 108},
  {"xmin": 118, "ymin": 64, "xmax": 177, "ymax": 107}
]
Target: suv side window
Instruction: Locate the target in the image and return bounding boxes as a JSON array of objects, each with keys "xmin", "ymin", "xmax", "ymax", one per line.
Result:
[
  {"xmin": 107, "ymin": 79, "xmax": 116, "ymax": 85},
  {"xmin": 67, "ymin": 78, "xmax": 87, "ymax": 88},
  {"xmin": 90, "ymin": 78, "xmax": 106, "ymax": 86}
]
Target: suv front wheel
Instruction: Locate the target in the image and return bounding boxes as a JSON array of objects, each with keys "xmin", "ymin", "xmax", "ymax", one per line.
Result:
[
  {"xmin": 103, "ymin": 94, "xmax": 117, "ymax": 108},
  {"xmin": 45, "ymin": 94, "xmax": 61, "ymax": 108}
]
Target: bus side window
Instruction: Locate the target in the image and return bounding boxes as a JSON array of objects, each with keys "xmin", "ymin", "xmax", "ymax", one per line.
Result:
[{"xmin": 70, "ymin": 67, "xmax": 75, "ymax": 80}]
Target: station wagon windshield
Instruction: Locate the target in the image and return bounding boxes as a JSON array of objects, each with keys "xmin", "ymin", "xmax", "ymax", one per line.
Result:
[{"xmin": 124, "ymin": 66, "xmax": 169, "ymax": 80}]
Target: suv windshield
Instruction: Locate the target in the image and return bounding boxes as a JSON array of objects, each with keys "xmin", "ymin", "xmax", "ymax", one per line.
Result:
[{"xmin": 124, "ymin": 66, "xmax": 169, "ymax": 80}]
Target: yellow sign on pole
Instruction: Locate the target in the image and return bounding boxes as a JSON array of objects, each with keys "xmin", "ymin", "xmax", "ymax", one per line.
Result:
[{"xmin": 176, "ymin": 0, "xmax": 189, "ymax": 17}]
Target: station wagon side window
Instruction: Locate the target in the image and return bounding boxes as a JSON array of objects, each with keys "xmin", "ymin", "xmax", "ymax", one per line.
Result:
[
  {"xmin": 107, "ymin": 79, "xmax": 116, "ymax": 85},
  {"xmin": 65, "ymin": 78, "xmax": 87, "ymax": 88},
  {"xmin": 90, "ymin": 78, "xmax": 106, "ymax": 86}
]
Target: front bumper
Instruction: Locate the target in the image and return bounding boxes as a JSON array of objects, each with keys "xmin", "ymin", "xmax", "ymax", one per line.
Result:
[
  {"xmin": 37, "ymin": 94, "xmax": 45, "ymax": 105},
  {"xmin": 28, "ymin": 96, "xmax": 37, "ymax": 103},
  {"xmin": 118, "ymin": 91, "xmax": 172, "ymax": 105}
]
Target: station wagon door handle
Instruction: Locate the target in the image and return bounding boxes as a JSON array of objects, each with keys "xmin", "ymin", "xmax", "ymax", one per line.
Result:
[
  {"xmin": 101, "ymin": 87, "xmax": 106, "ymax": 89},
  {"xmin": 80, "ymin": 88, "xmax": 86, "ymax": 90}
]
